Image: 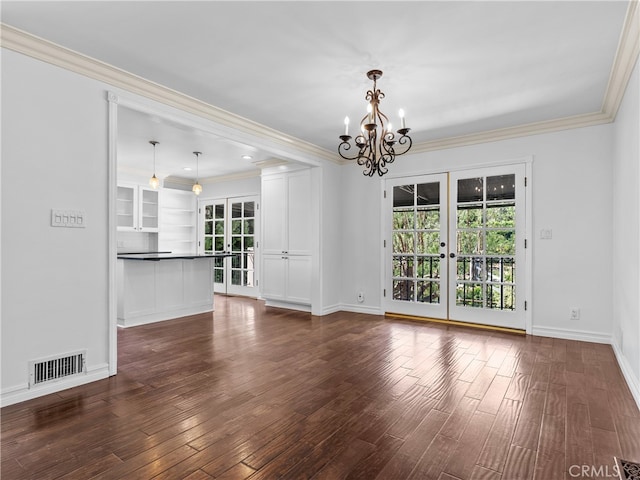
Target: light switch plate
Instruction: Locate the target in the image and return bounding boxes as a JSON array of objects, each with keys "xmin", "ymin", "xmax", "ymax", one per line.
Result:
[{"xmin": 51, "ymin": 209, "xmax": 86, "ymax": 228}]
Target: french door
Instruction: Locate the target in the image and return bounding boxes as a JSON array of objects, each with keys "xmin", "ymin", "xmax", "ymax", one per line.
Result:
[
  {"xmin": 385, "ymin": 164, "xmax": 526, "ymax": 330},
  {"xmin": 199, "ymin": 196, "xmax": 259, "ymax": 297}
]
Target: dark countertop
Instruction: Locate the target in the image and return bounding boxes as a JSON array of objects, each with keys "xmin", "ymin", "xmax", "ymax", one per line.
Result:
[{"xmin": 117, "ymin": 252, "xmax": 236, "ymax": 261}]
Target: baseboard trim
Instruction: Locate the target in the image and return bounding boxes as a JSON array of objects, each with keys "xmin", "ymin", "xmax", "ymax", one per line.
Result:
[
  {"xmin": 531, "ymin": 325, "xmax": 612, "ymax": 344},
  {"xmin": 264, "ymin": 299, "xmax": 311, "ymax": 313},
  {"xmin": 117, "ymin": 304, "xmax": 213, "ymax": 328},
  {"xmin": 1, "ymin": 363, "xmax": 110, "ymax": 407},
  {"xmin": 338, "ymin": 303, "xmax": 384, "ymax": 315},
  {"xmin": 612, "ymin": 342, "xmax": 640, "ymax": 411}
]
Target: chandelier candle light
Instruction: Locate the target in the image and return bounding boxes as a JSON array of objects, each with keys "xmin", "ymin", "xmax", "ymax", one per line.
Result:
[
  {"xmin": 192, "ymin": 151, "xmax": 202, "ymax": 195},
  {"xmin": 339, "ymin": 70, "xmax": 412, "ymax": 177},
  {"xmin": 149, "ymin": 140, "xmax": 160, "ymax": 189}
]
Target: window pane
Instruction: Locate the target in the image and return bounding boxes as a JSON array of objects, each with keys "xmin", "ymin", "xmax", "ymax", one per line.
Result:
[
  {"xmin": 487, "ymin": 284, "xmax": 515, "ymax": 310},
  {"xmin": 458, "ymin": 178, "xmax": 483, "ymax": 203},
  {"xmin": 214, "ymin": 258, "xmax": 224, "ymax": 268},
  {"xmin": 456, "ymin": 282, "xmax": 483, "ymax": 307},
  {"xmin": 393, "ymin": 232, "xmax": 415, "ymax": 254},
  {"xmin": 231, "ymin": 203, "xmax": 242, "ymax": 218},
  {"xmin": 244, "ymin": 237, "xmax": 254, "ymax": 250},
  {"xmin": 416, "ymin": 207, "xmax": 439, "ymax": 229},
  {"xmin": 393, "ymin": 185, "xmax": 414, "ymax": 207},
  {"xmin": 457, "ymin": 231, "xmax": 483, "ymax": 255},
  {"xmin": 231, "ymin": 255, "xmax": 241, "ymax": 269},
  {"xmin": 457, "ymin": 257, "xmax": 483, "ymax": 281},
  {"xmin": 215, "ymin": 205, "xmax": 224, "ymax": 219},
  {"xmin": 417, "ymin": 256, "xmax": 440, "ymax": 279},
  {"xmin": 214, "ymin": 269, "xmax": 224, "ymax": 283},
  {"xmin": 244, "ymin": 219, "xmax": 254, "ymax": 235},
  {"xmin": 393, "ymin": 209, "xmax": 414, "ymax": 230},
  {"xmin": 417, "ymin": 281, "xmax": 440, "ymax": 303},
  {"xmin": 393, "ymin": 279, "xmax": 414, "ymax": 301},
  {"xmin": 231, "ymin": 270, "xmax": 241, "ymax": 285},
  {"xmin": 231, "ymin": 236, "xmax": 241, "ymax": 251},
  {"xmin": 486, "ymin": 230, "xmax": 515, "ymax": 255},
  {"xmin": 205, "ymin": 205, "xmax": 213, "ymax": 219},
  {"xmin": 244, "ymin": 202, "xmax": 255, "ymax": 218},
  {"xmin": 487, "ymin": 257, "xmax": 515, "ymax": 283},
  {"xmin": 232, "ymin": 220, "xmax": 242, "ymax": 234},
  {"xmin": 204, "ymin": 237, "xmax": 213, "ymax": 251},
  {"xmin": 243, "ymin": 270, "xmax": 255, "ymax": 287},
  {"xmin": 215, "ymin": 221, "xmax": 224, "ymax": 235},
  {"xmin": 204, "ymin": 221, "xmax": 213, "ymax": 235},
  {"xmin": 215, "ymin": 237, "xmax": 224, "ymax": 251},
  {"xmin": 416, "ymin": 182, "xmax": 439, "ymax": 206},
  {"xmin": 393, "ymin": 256, "xmax": 414, "ymax": 277},
  {"xmin": 486, "ymin": 203, "xmax": 515, "ymax": 228},
  {"xmin": 416, "ymin": 232, "xmax": 439, "ymax": 254},
  {"xmin": 458, "ymin": 204, "xmax": 483, "ymax": 228},
  {"xmin": 487, "ymin": 174, "xmax": 515, "ymax": 201},
  {"xmin": 245, "ymin": 253, "xmax": 255, "ymax": 270}
]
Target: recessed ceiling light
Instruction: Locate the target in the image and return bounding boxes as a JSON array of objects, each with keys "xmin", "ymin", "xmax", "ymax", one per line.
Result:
[
  {"xmin": 183, "ymin": 167, "xmax": 192, "ymax": 171},
  {"xmin": 241, "ymin": 155, "xmax": 253, "ymax": 160}
]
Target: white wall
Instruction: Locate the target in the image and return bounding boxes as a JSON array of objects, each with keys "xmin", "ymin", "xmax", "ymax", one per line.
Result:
[
  {"xmin": 612, "ymin": 58, "xmax": 640, "ymax": 404},
  {"xmin": 319, "ymin": 161, "xmax": 343, "ymax": 314},
  {"xmin": 1, "ymin": 50, "xmax": 111, "ymax": 404},
  {"xmin": 200, "ymin": 175, "xmax": 261, "ymax": 200},
  {"xmin": 340, "ymin": 124, "xmax": 614, "ymax": 341}
]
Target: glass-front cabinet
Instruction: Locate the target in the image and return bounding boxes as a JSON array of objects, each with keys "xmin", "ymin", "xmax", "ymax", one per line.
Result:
[{"xmin": 117, "ymin": 184, "xmax": 159, "ymax": 232}]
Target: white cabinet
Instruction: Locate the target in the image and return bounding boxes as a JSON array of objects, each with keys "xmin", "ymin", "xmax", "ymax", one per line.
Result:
[
  {"xmin": 262, "ymin": 254, "xmax": 312, "ymax": 304},
  {"xmin": 159, "ymin": 188, "xmax": 197, "ymax": 253},
  {"xmin": 261, "ymin": 169, "xmax": 312, "ymax": 306},
  {"xmin": 117, "ymin": 184, "xmax": 159, "ymax": 232},
  {"xmin": 262, "ymin": 170, "xmax": 311, "ymax": 255}
]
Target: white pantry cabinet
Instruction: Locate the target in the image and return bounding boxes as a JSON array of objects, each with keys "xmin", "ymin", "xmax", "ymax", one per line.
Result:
[
  {"xmin": 117, "ymin": 184, "xmax": 159, "ymax": 232},
  {"xmin": 261, "ymin": 169, "xmax": 312, "ymax": 306}
]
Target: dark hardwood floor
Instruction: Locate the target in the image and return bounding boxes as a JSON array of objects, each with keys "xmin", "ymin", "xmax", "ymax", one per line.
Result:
[{"xmin": 2, "ymin": 296, "xmax": 640, "ymax": 479}]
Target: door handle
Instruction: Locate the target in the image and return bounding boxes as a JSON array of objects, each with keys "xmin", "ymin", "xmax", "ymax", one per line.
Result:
[
  {"xmin": 440, "ymin": 253, "xmax": 445, "ymax": 258},
  {"xmin": 440, "ymin": 242, "xmax": 446, "ymax": 247},
  {"xmin": 450, "ymin": 253, "xmax": 456, "ymax": 258}
]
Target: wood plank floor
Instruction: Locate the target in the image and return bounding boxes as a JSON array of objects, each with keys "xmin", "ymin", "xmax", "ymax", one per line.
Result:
[{"xmin": 2, "ymin": 296, "xmax": 640, "ymax": 479}]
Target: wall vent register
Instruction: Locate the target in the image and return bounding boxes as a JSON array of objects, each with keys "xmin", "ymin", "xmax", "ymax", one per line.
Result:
[{"xmin": 29, "ymin": 350, "xmax": 86, "ymax": 388}]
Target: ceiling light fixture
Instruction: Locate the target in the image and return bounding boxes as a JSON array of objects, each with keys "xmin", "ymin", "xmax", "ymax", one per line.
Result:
[
  {"xmin": 192, "ymin": 151, "xmax": 202, "ymax": 196},
  {"xmin": 241, "ymin": 155, "xmax": 253, "ymax": 160},
  {"xmin": 339, "ymin": 70, "xmax": 412, "ymax": 177},
  {"xmin": 149, "ymin": 140, "xmax": 160, "ymax": 189}
]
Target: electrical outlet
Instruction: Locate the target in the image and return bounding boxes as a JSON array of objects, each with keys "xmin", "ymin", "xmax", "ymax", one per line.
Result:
[{"xmin": 569, "ymin": 308, "xmax": 580, "ymax": 320}]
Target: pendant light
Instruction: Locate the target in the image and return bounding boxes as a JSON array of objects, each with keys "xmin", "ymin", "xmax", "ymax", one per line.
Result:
[
  {"xmin": 192, "ymin": 151, "xmax": 202, "ymax": 195},
  {"xmin": 149, "ymin": 140, "xmax": 160, "ymax": 189}
]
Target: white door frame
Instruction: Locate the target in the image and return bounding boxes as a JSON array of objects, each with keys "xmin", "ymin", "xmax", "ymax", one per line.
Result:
[
  {"xmin": 199, "ymin": 195, "xmax": 260, "ymax": 298},
  {"xmin": 380, "ymin": 157, "xmax": 533, "ymax": 334}
]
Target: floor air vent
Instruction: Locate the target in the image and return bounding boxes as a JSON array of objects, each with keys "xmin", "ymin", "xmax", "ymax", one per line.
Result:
[{"xmin": 29, "ymin": 350, "xmax": 86, "ymax": 388}]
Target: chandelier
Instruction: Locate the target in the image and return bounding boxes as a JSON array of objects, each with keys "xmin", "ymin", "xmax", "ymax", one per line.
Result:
[{"xmin": 338, "ymin": 70, "xmax": 412, "ymax": 176}]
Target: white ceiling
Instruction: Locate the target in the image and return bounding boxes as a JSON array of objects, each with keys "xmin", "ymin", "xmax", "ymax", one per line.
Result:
[{"xmin": 1, "ymin": 1, "xmax": 631, "ymax": 180}]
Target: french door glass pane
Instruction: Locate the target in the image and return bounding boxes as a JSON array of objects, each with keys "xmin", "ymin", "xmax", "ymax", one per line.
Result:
[
  {"xmin": 392, "ymin": 182, "xmax": 442, "ymax": 304},
  {"xmin": 456, "ymin": 174, "xmax": 516, "ymax": 311}
]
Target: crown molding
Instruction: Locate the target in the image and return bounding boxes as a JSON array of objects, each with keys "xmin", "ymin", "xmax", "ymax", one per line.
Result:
[
  {"xmin": 2, "ymin": 2, "xmax": 638, "ymax": 162},
  {"xmin": 0, "ymin": 23, "xmax": 338, "ymax": 165},
  {"xmin": 410, "ymin": 110, "xmax": 612, "ymax": 154},
  {"xmin": 602, "ymin": 0, "xmax": 640, "ymax": 117}
]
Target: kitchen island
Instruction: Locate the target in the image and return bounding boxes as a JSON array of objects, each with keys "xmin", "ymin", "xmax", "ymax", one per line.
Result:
[{"xmin": 117, "ymin": 252, "xmax": 232, "ymax": 327}]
